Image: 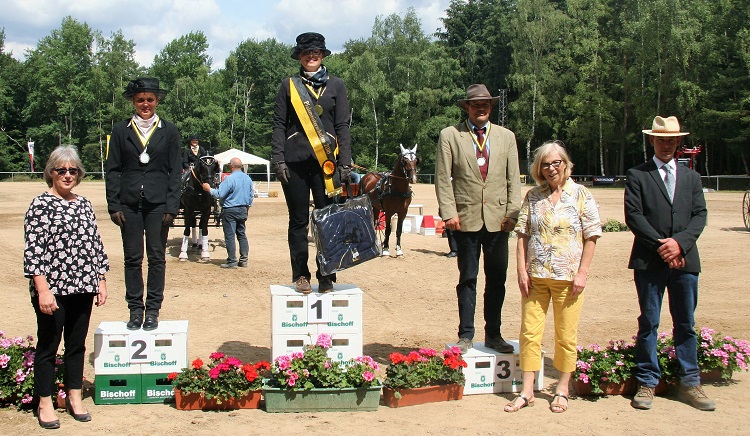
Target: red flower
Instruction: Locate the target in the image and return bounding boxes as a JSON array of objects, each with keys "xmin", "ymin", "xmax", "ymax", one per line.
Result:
[
  {"xmin": 191, "ymin": 358, "xmax": 204, "ymax": 370},
  {"xmin": 167, "ymin": 372, "xmax": 178, "ymax": 381},
  {"xmin": 209, "ymin": 352, "xmax": 225, "ymax": 360},
  {"xmin": 406, "ymin": 351, "xmax": 423, "ymax": 364},
  {"xmin": 243, "ymin": 365, "xmax": 258, "ymax": 382},
  {"xmin": 389, "ymin": 352, "xmax": 406, "ymax": 364},
  {"xmin": 254, "ymin": 361, "xmax": 271, "ymax": 371}
]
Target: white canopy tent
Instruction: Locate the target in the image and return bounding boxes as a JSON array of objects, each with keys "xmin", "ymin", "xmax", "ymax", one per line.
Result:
[{"xmin": 213, "ymin": 148, "xmax": 270, "ymax": 192}]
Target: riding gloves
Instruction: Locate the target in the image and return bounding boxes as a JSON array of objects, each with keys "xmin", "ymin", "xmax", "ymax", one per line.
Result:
[
  {"xmin": 163, "ymin": 213, "xmax": 175, "ymax": 226},
  {"xmin": 110, "ymin": 211, "xmax": 125, "ymax": 227},
  {"xmin": 338, "ymin": 165, "xmax": 352, "ymax": 184},
  {"xmin": 275, "ymin": 162, "xmax": 290, "ymax": 185}
]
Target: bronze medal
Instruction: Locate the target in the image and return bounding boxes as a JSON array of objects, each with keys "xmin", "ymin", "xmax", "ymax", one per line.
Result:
[{"xmin": 315, "ymin": 104, "xmax": 323, "ymax": 116}]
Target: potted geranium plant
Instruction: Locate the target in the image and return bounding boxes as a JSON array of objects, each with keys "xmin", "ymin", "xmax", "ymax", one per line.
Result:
[
  {"xmin": 574, "ymin": 339, "xmax": 637, "ymax": 395},
  {"xmin": 169, "ymin": 352, "xmax": 270, "ymax": 410},
  {"xmin": 263, "ymin": 333, "xmax": 381, "ymax": 412},
  {"xmin": 382, "ymin": 346, "xmax": 467, "ymax": 407},
  {"xmin": 0, "ymin": 331, "xmax": 65, "ymax": 409},
  {"xmin": 696, "ymin": 327, "xmax": 749, "ymax": 381}
]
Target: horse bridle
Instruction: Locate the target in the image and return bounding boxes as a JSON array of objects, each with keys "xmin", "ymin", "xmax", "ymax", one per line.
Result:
[{"xmin": 190, "ymin": 156, "xmax": 216, "ymax": 186}]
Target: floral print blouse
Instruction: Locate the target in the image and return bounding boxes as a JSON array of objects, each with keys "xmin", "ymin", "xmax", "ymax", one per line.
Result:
[
  {"xmin": 24, "ymin": 192, "xmax": 109, "ymax": 297},
  {"xmin": 515, "ymin": 179, "xmax": 602, "ymax": 281}
]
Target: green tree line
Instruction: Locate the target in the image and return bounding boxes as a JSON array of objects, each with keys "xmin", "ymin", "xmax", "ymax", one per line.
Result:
[{"xmin": 1, "ymin": 0, "xmax": 748, "ymax": 179}]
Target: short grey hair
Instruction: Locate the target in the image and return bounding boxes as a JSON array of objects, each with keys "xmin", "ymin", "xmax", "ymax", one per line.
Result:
[
  {"xmin": 530, "ymin": 140, "xmax": 573, "ymax": 186},
  {"xmin": 43, "ymin": 145, "xmax": 85, "ymax": 187}
]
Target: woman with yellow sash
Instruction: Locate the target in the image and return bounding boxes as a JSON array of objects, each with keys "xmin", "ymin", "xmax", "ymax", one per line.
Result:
[{"xmin": 272, "ymin": 32, "xmax": 353, "ymax": 294}]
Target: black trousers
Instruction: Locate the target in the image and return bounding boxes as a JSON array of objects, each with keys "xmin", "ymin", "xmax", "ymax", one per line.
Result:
[
  {"xmin": 445, "ymin": 228, "xmax": 458, "ymax": 252},
  {"xmin": 281, "ymin": 158, "xmax": 335, "ymax": 282},
  {"xmin": 121, "ymin": 200, "xmax": 169, "ymax": 316},
  {"xmin": 453, "ymin": 227, "xmax": 510, "ymax": 340},
  {"xmin": 32, "ymin": 293, "xmax": 94, "ymax": 397}
]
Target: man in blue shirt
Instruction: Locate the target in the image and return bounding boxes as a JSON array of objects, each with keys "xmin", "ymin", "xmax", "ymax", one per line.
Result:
[{"xmin": 202, "ymin": 157, "xmax": 254, "ymax": 268}]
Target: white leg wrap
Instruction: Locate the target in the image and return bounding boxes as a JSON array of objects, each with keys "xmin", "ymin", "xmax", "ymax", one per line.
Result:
[
  {"xmin": 179, "ymin": 236, "xmax": 189, "ymax": 261},
  {"xmin": 201, "ymin": 235, "xmax": 210, "ymax": 259}
]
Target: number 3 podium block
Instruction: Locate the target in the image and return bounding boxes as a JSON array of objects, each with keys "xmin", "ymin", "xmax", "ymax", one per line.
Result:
[
  {"xmin": 450, "ymin": 340, "xmax": 544, "ymax": 395},
  {"xmin": 270, "ymin": 284, "xmax": 363, "ymax": 364},
  {"xmin": 93, "ymin": 320, "xmax": 188, "ymax": 404}
]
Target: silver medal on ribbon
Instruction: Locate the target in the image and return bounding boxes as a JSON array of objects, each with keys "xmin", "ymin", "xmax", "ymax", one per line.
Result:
[
  {"xmin": 477, "ymin": 157, "xmax": 486, "ymax": 166},
  {"xmin": 140, "ymin": 151, "xmax": 150, "ymax": 164}
]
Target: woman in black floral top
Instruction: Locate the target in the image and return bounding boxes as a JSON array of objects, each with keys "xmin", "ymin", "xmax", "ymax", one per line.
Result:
[{"xmin": 24, "ymin": 145, "xmax": 108, "ymax": 429}]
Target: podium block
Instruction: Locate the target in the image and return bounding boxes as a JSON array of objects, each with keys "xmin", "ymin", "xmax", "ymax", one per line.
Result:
[
  {"xmin": 271, "ymin": 332, "xmax": 363, "ymax": 365},
  {"xmin": 271, "ymin": 284, "xmax": 364, "ymax": 364},
  {"xmin": 94, "ymin": 321, "xmax": 188, "ymax": 375},
  {"xmin": 94, "ymin": 374, "xmax": 141, "ymax": 405},
  {"xmin": 140, "ymin": 373, "xmax": 175, "ymax": 404},
  {"xmin": 448, "ymin": 340, "xmax": 544, "ymax": 395}
]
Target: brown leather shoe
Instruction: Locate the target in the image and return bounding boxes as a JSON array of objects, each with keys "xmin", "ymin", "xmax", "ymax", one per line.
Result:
[
  {"xmin": 294, "ymin": 277, "xmax": 312, "ymax": 294},
  {"xmin": 631, "ymin": 384, "xmax": 654, "ymax": 410},
  {"xmin": 677, "ymin": 384, "xmax": 716, "ymax": 411}
]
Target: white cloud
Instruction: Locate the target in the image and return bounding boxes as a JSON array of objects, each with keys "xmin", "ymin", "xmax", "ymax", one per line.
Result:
[{"xmin": 2, "ymin": 0, "xmax": 450, "ymax": 70}]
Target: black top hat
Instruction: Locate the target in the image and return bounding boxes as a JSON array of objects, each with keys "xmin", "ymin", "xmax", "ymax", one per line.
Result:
[
  {"xmin": 122, "ymin": 77, "xmax": 168, "ymax": 99},
  {"xmin": 189, "ymin": 134, "xmax": 199, "ymax": 141},
  {"xmin": 291, "ymin": 32, "xmax": 331, "ymax": 60}
]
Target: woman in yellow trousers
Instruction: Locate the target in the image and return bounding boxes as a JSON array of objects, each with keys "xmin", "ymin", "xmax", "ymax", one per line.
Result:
[{"xmin": 504, "ymin": 141, "xmax": 601, "ymax": 413}]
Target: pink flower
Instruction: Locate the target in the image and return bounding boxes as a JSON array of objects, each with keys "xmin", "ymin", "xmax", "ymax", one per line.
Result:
[
  {"xmin": 362, "ymin": 371, "xmax": 375, "ymax": 382},
  {"xmin": 208, "ymin": 367, "xmax": 221, "ymax": 379},
  {"xmin": 419, "ymin": 348, "xmax": 437, "ymax": 357},
  {"xmin": 225, "ymin": 357, "xmax": 242, "ymax": 367},
  {"xmin": 316, "ymin": 333, "xmax": 333, "ymax": 349},
  {"xmin": 0, "ymin": 354, "xmax": 10, "ymax": 368},
  {"xmin": 16, "ymin": 368, "xmax": 26, "ymax": 383},
  {"xmin": 209, "ymin": 352, "xmax": 225, "ymax": 360},
  {"xmin": 324, "ymin": 360, "xmax": 332, "ymax": 369}
]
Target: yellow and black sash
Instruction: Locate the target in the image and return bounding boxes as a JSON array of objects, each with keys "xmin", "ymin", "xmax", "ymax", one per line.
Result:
[{"xmin": 289, "ymin": 76, "xmax": 341, "ymax": 197}]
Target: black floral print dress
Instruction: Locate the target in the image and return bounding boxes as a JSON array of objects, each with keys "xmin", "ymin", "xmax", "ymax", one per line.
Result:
[{"xmin": 24, "ymin": 192, "xmax": 109, "ymax": 297}]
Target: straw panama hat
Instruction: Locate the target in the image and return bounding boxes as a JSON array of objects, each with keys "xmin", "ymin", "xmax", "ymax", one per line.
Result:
[{"xmin": 642, "ymin": 116, "xmax": 689, "ymax": 137}]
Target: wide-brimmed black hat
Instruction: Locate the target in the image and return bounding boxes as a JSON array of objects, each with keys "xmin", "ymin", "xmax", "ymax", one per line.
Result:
[
  {"xmin": 291, "ymin": 32, "xmax": 331, "ymax": 60},
  {"xmin": 456, "ymin": 84, "xmax": 500, "ymax": 111},
  {"xmin": 122, "ymin": 77, "xmax": 168, "ymax": 99}
]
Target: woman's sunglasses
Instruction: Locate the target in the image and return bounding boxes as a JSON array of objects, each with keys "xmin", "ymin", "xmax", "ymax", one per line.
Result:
[{"xmin": 54, "ymin": 167, "xmax": 80, "ymax": 176}]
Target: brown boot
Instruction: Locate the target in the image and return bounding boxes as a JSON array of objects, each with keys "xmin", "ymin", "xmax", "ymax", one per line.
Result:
[{"xmin": 677, "ymin": 384, "xmax": 716, "ymax": 411}]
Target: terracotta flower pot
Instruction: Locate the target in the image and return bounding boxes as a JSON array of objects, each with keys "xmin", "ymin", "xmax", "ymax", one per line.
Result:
[
  {"xmin": 382, "ymin": 384, "xmax": 464, "ymax": 408},
  {"xmin": 701, "ymin": 369, "xmax": 731, "ymax": 383},
  {"xmin": 573, "ymin": 378, "xmax": 671, "ymax": 396},
  {"xmin": 173, "ymin": 388, "xmax": 262, "ymax": 411}
]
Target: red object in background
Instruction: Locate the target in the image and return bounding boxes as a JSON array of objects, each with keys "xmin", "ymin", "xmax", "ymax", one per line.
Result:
[
  {"xmin": 375, "ymin": 211, "xmax": 385, "ymax": 230},
  {"xmin": 421, "ymin": 215, "xmax": 435, "ymax": 229},
  {"xmin": 436, "ymin": 220, "xmax": 445, "ymax": 235},
  {"xmin": 675, "ymin": 145, "xmax": 702, "ymax": 170},
  {"xmin": 221, "ymin": 172, "xmax": 230, "ymax": 181}
]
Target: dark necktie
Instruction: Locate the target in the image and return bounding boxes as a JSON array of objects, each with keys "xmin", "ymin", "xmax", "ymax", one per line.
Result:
[{"xmin": 474, "ymin": 127, "xmax": 488, "ymax": 180}]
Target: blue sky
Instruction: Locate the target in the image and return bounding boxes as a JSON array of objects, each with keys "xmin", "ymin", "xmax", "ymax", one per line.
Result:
[{"xmin": 2, "ymin": 0, "xmax": 452, "ymax": 70}]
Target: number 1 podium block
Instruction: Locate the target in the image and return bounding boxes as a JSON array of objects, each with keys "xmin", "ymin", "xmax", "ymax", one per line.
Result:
[
  {"xmin": 270, "ymin": 284, "xmax": 363, "ymax": 363},
  {"xmin": 449, "ymin": 340, "xmax": 544, "ymax": 395}
]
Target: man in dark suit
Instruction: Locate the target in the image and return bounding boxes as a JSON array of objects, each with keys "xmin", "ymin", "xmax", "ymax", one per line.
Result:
[
  {"xmin": 625, "ymin": 115, "xmax": 715, "ymax": 411},
  {"xmin": 105, "ymin": 77, "xmax": 182, "ymax": 331},
  {"xmin": 182, "ymin": 134, "xmax": 208, "ymax": 170},
  {"xmin": 435, "ymin": 84, "xmax": 522, "ymax": 354}
]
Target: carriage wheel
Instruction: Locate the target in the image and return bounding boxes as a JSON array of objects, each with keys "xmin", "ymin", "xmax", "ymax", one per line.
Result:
[{"xmin": 743, "ymin": 191, "xmax": 750, "ymax": 229}]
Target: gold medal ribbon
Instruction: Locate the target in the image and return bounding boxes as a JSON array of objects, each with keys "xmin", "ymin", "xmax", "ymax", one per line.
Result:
[
  {"xmin": 132, "ymin": 115, "xmax": 160, "ymax": 149},
  {"xmin": 290, "ymin": 77, "xmax": 341, "ymax": 196},
  {"xmin": 466, "ymin": 120, "xmax": 490, "ymax": 152}
]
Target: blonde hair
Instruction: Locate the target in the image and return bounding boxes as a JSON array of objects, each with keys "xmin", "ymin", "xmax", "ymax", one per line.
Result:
[
  {"xmin": 43, "ymin": 145, "xmax": 85, "ymax": 187},
  {"xmin": 529, "ymin": 140, "xmax": 573, "ymax": 186}
]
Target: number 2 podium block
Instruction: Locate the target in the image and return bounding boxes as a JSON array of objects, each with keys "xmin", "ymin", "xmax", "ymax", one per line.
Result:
[
  {"xmin": 449, "ymin": 340, "xmax": 544, "ymax": 395},
  {"xmin": 93, "ymin": 320, "xmax": 188, "ymax": 404},
  {"xmin": 270, "ymin": 284, "xmax": 363, "ymax": 363}
]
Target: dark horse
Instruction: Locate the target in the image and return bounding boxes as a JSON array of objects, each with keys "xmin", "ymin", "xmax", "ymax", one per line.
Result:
[
  {"xmin": 179, "ymin": 155, "xmax": 219, "ymax": 262},
  {"xmin": 360, "ymin": 144, "xmax": 419, "ymax": 257}
]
